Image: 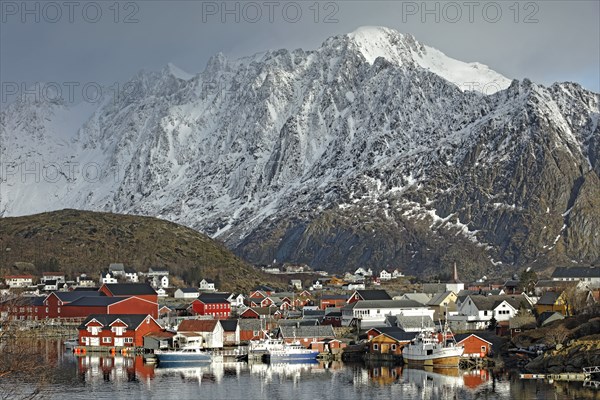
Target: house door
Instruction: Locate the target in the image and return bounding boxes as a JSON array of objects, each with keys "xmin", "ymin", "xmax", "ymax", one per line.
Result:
[
  {"xmin": 381, "ymin": 344, "xmax": 389, "ymax": 354},
  {"xmin": 114, "ymin": 338, "xmax": 125, "ymax": 347},
  {"xmin": 90, "ymin": 337, "xmax": 100, "ymax": 346}
]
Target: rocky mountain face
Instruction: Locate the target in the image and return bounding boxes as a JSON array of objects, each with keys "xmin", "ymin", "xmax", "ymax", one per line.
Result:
[{"xmin": 1, "ymin": 27, "xmax": 598, "ymax": 279}]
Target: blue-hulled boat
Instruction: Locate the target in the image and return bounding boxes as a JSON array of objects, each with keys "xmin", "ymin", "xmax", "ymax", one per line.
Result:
[{"xmin": 155, "ymin": 345, "xmax": 211, "ymax": 366}]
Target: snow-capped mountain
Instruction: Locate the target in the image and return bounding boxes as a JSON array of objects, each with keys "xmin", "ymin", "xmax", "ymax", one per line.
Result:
[{"xmin": 1, "ymin": 26, "xmax": 599, "ymax": 278}]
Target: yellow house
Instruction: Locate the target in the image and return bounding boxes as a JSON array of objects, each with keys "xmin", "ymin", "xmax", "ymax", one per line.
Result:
[
  {"xmin": 427, "ymin": 291, "xmax": 458, "ymax": 321},
  {"xmin": 535, "ymin": 291, "xmax": 569, "ymax": 316}
]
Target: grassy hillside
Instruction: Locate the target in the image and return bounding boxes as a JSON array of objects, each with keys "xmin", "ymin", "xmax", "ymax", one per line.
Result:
[{"xmin": 0, "ymin": 209, "xmax": 282, "ymax": 292}]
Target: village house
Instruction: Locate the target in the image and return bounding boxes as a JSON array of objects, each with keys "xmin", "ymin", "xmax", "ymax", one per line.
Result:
[
  {"xmin": 75, "ymin": 275, "xmax": 96, "ymax": 287},
  {"xmin": 199, "ymin": 279, "xmax": 216, "ymax": 292},
  {"xmin": 321, "ymin": 310, "xmax": 343, "ymax": 327},
  {"xmin": 227, "ymin": 293, "xmax": 246, "ymax": 308},
  {"xmin": 238, "ymin": 319, "xmax": 268, "ymax": 342},
  {"xmin": 219, "ymin": 319, "xmax": 240, "ymax": 345},
  {"xmin": 341, "ymin": 299, "xmax": 434, "ymax": 328},
  {"xmin": 369, "ymin": 331, "xmax": 415, "ymax": 357},
  {"xmin": 41, "ymin": 272, "xmax": 65, "ymax": 285},
  {"xmin": 63, "ymin": 296, "xmax": 159, "ymax": 319},
  {"xmin": 320, "ymin": 294, "xmax": 348, "ymax": 310},
  {"xmin": 552, "ymin": 266, "xmax": 600, "ymax": 288},
  {"xmin": 290, "ymin": 279, "xmax": 303, "ymax": 290},
  {"xmin": 379, "ymin": 270, "xmax": 392, "ymax": 281},
  {"xmin": 4, "ymin": 275, "xmax": 35, "ymax": 288},
  {"xmin": 99, "ymin": 283, "xmax": 159, "ymax": 304},
  {"xmin": 448, "ymin": 295, "xmax": 526, "ymax": 331},
  {"xmin": 309, "ymin": 338, "xmax": 345, "ymax": 354},
  {"xmin": 277, "ymin": 325, "xmax": 336, "ymax": 348},
  {"xmin": 392, "ymin": 269, "xmax": 404, "ymax": 279},
  {"xmin": 77, "ymin": 314, "xmax": 163, "ymax": 348},
  {"xmin": 354, "ymin": 267, "xmax": 373, "ymax": 277},
  {"xmin": 100, "ymin": 271, "xmax": 118, "ymax": 284},
  {"xmin": 397, "ymin": 292, "xmax": 431, "ymax": 305},
  {"xmin": 427, "ymin": 291, "xmax": 458, "ymax": 321},
  {"xmin": 176, "ymin": 319, "xmax": 224, "ymax": 349},
  {"xmin": 454, "ymin": 333, "xmax": 493, "ymax": 358},
  {"xmin": 124, "ymin": 268, "xmax": 139, "ymax": 283},
  {"xmin": 238, "ymin": 306, "xmax": 282, "ymax": 319},
  {"xmin": 535, "ymin": 291, "xmax": 570, "ymax": 316},
  {"xmin": 310, "ymin": 280, "xmax": 323, "ymax": 290},
  {"xmin": 192, "ymin": 293, "xmax": 231, "ymax": 319},
  {"xmin": 109, "ymin": 263, "xmax": 126, "ymax": 276},
  {"xmin": 347, "ymin": 289, "xmax": 392, "ymax": 304},
  {"xmin": 174, "ymin": 288, "xmax": 200, "ymax": 299}
]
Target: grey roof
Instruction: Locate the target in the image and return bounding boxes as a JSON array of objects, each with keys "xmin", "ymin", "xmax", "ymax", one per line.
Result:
[
  {"xmin": 279, "ymin": 325, "xmax": 335, "ymax": 339},
  {"xmin": 539, "ymin": 311, "xmax": 565, "ymax": 326},
  {"xmin": 422, "ymin": 283, "xmax": 447, "ymax": 294},
  {"xmin": 50, "ymin": 290, "xmax": 103, "ymax": 302},
  {"xmin": 278, "ymin": 319, "xmax": 320, "ymax": 326},
  {"xmin": 504, "ymin": 280, "xmax": 519, "ymax": 287},
  {"xmin": 537, "ymin": 291, "xmax": 561, "ymax": 305},
  {"xmin": 198, "ymin": 292, "xmax": 231, "ymax": 299},
  {"xmin": 350, "ymin": 300, "xmax": 424, "ymax": 309},
  {"xmin": 395, "ymin": 315, "xmax": 435, "ymax": 331},
  {"xmin": 179, "ymin": 288, "xmax": 199, "ymax": 293},
  {"xmin": 552, "ymin": 267, "xmax": 600, "ymax": 279},
  {"xmin": 467, "ymin": 295, "xmax": 525, "ymax": 311},
  {"xmin": 67, "ymin": 297, "xmax": 123, "ymax": 307},
  {"xmin": 197, "ymin": 296, "xmax": 229, "ymax": 304},
  {"xmin": 109, "ymin": 263, "xmax": 125, "ymax": 271},
  {"xmin": 401, "ymin": 293, "xmax": 432, "ymax": 305},
  {"xmin": 238, "ymin": 319, "xmax": 263, "ymax": 330},
  {"xmin": 356, "ymin": 290, "xmax": 392, "ymax": 301},
  {"xmin": 427, "ymin": 291, "xmax": 455, "ymax": 306},
  {"xmin": 325, "ymin": 311, "xmax": 342, "ymax": 317},
  {"xmin": 382, "ymin": 331, "xmax": 418, "ymax": 342},
  {"xmin": 77, "ymin": 314, "xmax": 151, "ymax": 330},
  {"xmin": 303, "ymin": 310, "xmax": 326, "ymax": 317},
  {"xmin": 102, "ymin": 283, "xmax": 157, "ymax": 296},
  {"xmin": 219, "ymin": 319, "xmax": 238, "ymax": 332}
]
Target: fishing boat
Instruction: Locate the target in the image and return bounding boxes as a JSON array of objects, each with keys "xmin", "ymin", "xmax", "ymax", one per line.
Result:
[
  {"xmin": 402, "ymin": 321, "xmax": 464, "ymax": 368},
  {"xmin": 264, "ymin": 341, "xmax": 319, "ymax": 363},
  {"xmin": 155, "ymin": 344, "xmax": 212, "ymax": 366}
]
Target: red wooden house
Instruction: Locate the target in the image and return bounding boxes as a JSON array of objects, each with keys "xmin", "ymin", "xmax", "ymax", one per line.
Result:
[
  {"xmin": 454, "ymin": 334, "xmax": 493, "ymax": 358},
  {"xmin": 239, "ymin": 307, "xmax": 282, "ymax": 319},
  {"xmin": 77, "ymin": 314, "xmax": 163, "ymax": 347},
  {"xmin": 320, "ymin": 295, "xmax": 348, "ymax": 310},
  {"xmin": 63, "ymin": 296, "xmax": 159, "ymax": 319},
  {"xmin": 191, "ymin": 297, "xmax": 231, "ymax": 319},
  {"xmin": 99, "ymin": 283, "xmax": 158, "ymax": 303}
]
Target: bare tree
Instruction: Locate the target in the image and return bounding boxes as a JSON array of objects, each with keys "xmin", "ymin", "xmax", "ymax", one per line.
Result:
[{"xmin": 545, "ymin": 325, "xmax": 570, "ymax": 347}]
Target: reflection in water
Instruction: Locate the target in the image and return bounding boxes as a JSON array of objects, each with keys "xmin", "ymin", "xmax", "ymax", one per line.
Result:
[{"xmin": 26, "ymin": 341, "xmax": 600, "ymax": 400}]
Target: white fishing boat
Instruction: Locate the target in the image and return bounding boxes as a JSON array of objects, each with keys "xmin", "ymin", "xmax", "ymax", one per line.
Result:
[
  {"xmin": 264, "ymin": 341, "xmax": 319, "ymax": 363},
  {"xmin": 155, "ymin": 344, "xmax": 212, "ymax": 366},
  {"xmin": 402, "ymin": 321, "xmax": 463, "ymax": 368}
]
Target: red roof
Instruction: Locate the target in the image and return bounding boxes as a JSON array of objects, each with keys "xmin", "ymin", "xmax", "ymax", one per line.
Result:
[{"xmin": 178, "ymin": 319, "xmax": 219, "ymax": 332}]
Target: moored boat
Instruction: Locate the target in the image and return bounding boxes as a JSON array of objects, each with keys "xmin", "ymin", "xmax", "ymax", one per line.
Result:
[
  {"xmin": 155, "ymin": 344, "xmax": 212, "ymax": 366},
  {"xmin": 401, "ymin": 322, "xmax": 463, "ymax": 368},
  {"xmin": 264, "ymin": 342, "xmax": 319, "ymax": 363}
]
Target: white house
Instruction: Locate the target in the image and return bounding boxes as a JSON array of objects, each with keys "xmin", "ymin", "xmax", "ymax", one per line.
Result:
[
  {"xmin": 174, "ymin": 288, "xmax": 200, "ymax": 299},
  {"xmin": 124, "ymin": 268, "xmax": 139, "ymax": 283},
  {"xmin": 199, "ymin": 279, "xmax": 216, "ymax": 292},
  {"xmin": 100, "ymin": 271, "xmax": 118, "ymax": 284},
  {"xmin": 354, "ymin": 267, "xmax": 373, "ymax": 277},
  {"xmin": 151, "ymin": 275, "xmax": 169, "ymax": 289},
  {"xmin": 108, "ymin": 263, "xmax": 126, "ymax": 276},
  {"xmin": 176, "ymin": 319, "xmax": 224, "ymax": 349},
  {"xmin": 310, "ymin": 280, "xmax": 323, "ymax": 290},
  {"xmin": 392, "ymin": 269, "xmax": 404, "ymax": 279},
  {"xmin": 41, "ymin": 272, "xmax": 65, "ymax": 284},
  {"xmin": 379, "ymin": 270, "xmax": 392, "ymax": 281},
  {"xmin": 448, "ymin": 295, "xmax": 523, "ymax": 330},
  {"xmin": 4, "ymin": 275, "xmax": 34, "ymax": 288},
  {"xmin": 156, "ymin": 288, "xmax": 168, "ymax": 297},
  {"xmin": 552, "ymin": 266, "xmax": 600, "ymax": 288},
  {"xmin": 341, "ymin": 299, "xmax": 435, "ymax": 328},
  {"xmin": 147, "ymin": 268, "xmax": 169, "ymax": 277},
  {"xmin": 290, "ymin": 279, "xmax": 302, "ymax": 290},
  {"xmin": 227, "ymin": 293, "xmax": 245, "ymax": 308},
  {"xmin": 76, "ymin": 275, "xmax": 96, "ymax": 287}
]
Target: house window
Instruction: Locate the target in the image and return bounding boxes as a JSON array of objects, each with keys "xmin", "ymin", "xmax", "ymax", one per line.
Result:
[
  {"xmin": 102, "ymin": 337, "xmax": 112, "ymax": 344},
  {"xmin": 45, "ymin": 307, "xmax": 49, "ymax": 313},
  {"xmin": 373, "ymin": 344, "xmax": 379, "ymax": 351},
  {"xmin": 481, "ymin": 346, "xmax": 486, "ymax": 353},
  {"xmin": 391, "ymin": 344, "xmax": 397, "ymax": 351},
  {"xmin": 124, "ymin": 337, "xmax": 133, "ymax": 343}
]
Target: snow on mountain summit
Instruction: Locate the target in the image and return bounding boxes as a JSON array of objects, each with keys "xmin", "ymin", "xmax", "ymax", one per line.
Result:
[{"xmin": 347, "ymin": 26, "xmax": 511, "ymax": 94}]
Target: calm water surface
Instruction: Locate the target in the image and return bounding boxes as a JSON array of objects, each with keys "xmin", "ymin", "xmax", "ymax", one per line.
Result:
[{"xmin": 11, "ymin": 341, "xmax": 600, "ymax": 400}]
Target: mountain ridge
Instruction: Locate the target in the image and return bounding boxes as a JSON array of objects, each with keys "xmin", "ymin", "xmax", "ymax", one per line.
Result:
[{"xmin": 1, "ymin": 27, "xmax": 598, "ymax": 279}]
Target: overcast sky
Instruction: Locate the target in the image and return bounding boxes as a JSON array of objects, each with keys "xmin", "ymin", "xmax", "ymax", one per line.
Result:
[{"xmin": 1, "ymin": 0, "xmax": 599, "ymax": 102}]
